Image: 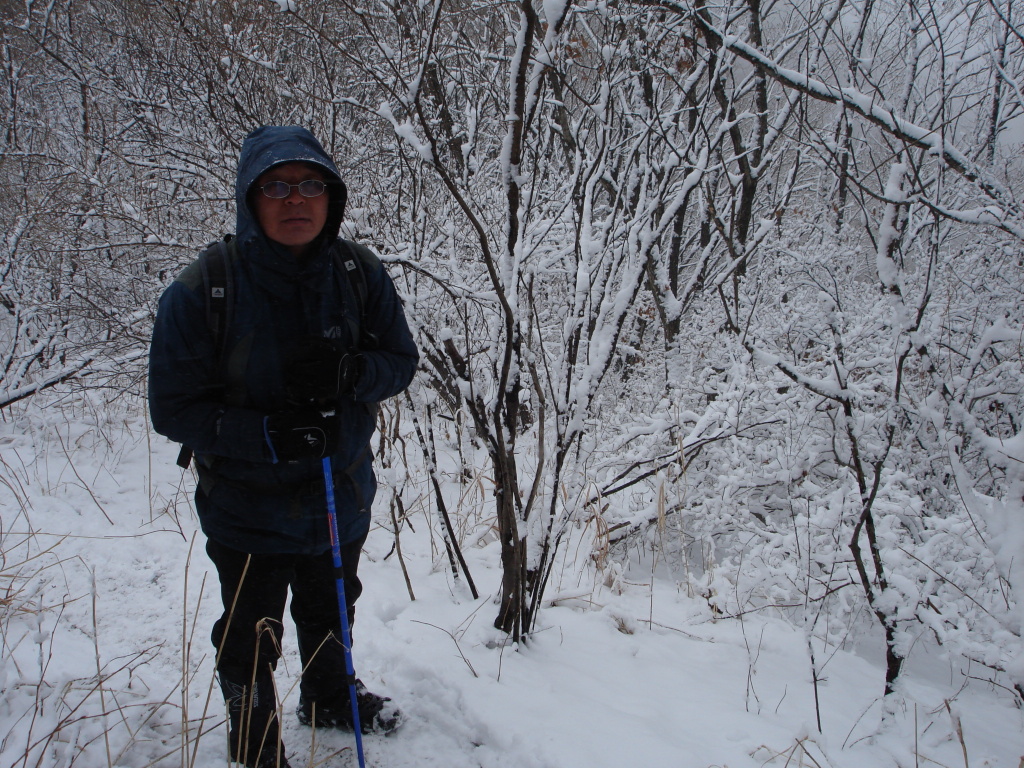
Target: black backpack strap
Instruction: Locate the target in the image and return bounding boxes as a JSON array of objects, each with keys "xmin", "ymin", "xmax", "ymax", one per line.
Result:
[
  {"xmin": 333, "ymin": 239, "xmax": 379, "ymax": 349},
  {"xmin": 176, "ymin": 235, "xmax": 235, "ymax": 470},
  {"xmin": 199, "ymin": 235, "xmax": 235, "ymax": 368},
  {"xmin": 176, "ymin": 445, "xmax": 194, "ymax": 469}
]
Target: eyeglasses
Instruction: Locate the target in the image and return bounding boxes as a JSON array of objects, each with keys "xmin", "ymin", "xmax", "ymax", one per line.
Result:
[{"xmin": 259, "ymin": 179, "xmax": 328, "ymax": 199}]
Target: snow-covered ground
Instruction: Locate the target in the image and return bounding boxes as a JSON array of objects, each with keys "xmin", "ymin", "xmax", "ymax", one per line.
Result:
[{"xmin": 1, "ymin": 400, "xmax": 1022, "ymax": 768}]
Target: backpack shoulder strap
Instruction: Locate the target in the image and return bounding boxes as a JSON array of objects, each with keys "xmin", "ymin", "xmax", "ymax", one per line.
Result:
[
  {"xmin": 333, "ymin": 238, "xmax": 380, "ymax": 349},
  {"xmin": 176, "ymin": 235, "xmax": 235, "ymax": 470},
  {"xmin": 198, "ymin": 235, "xmax": 236, "ymax": 365}
]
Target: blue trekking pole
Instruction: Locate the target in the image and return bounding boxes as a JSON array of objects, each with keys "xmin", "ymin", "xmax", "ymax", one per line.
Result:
[{"xmin": 322, "ymin": 456, "xmax": 366, "ymax": 768}]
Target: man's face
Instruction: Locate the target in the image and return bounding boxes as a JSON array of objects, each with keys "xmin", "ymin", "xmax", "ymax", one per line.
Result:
[{"xmin": 253, "ymin": 162, "xmax": 330, "ymax": 256}]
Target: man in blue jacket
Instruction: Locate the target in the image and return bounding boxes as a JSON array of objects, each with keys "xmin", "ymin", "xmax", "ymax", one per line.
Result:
[{"xmin": 149, "ymin": 126, "xmax": 418, "ymax": 768}]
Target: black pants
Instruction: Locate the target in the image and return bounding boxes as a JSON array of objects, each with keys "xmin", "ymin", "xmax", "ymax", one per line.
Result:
[{"xmin": 206, "ymin": 535, "xmax": 366, "ymax": 707}]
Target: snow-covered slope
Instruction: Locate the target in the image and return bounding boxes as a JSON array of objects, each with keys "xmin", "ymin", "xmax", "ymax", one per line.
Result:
[{"xmin": 1, "ymin": 401, "xmax": 1021, "ymax": 768}]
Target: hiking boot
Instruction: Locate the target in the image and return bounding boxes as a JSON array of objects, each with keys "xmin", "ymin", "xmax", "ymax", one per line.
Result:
[
  {"xmin": 219, "ymin": 672, "xmax": 290, "ymax": 768},
  {"xmin": 231, "ymin": 749, "xmax": 291, "ymax": 768},
  {"xmin": 297, "ymin": 679, "xmax": 403, "ymax": 735}
]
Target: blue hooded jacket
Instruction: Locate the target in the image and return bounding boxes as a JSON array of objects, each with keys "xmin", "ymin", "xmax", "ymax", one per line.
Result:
[{"xmin": 149, "ymin": 126, "xmax": 419, "ymax": 553}]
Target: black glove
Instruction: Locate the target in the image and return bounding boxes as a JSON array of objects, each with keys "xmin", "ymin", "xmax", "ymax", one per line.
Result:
[
  {"xmin": 265, "ymin": 410, "xmax": 338, "ymax": 462},
  {"xmin": 284, "ymin": 337, "xmax": 363, "ymax": 404}
]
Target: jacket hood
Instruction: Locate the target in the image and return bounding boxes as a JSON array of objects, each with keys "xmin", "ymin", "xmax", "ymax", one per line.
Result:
[{"xmin": 236, "ymin": 126, "xmax": 348, "ymax": 252}]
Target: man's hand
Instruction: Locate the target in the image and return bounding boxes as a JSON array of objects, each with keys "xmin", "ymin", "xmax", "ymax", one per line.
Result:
[
  {"xmin": 265, "ymin": 410, "xmax": 339, "ymax": 462},
  {"xmin": 284, "ymin": 337, "xmax": 363, "ymax": 404}
]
